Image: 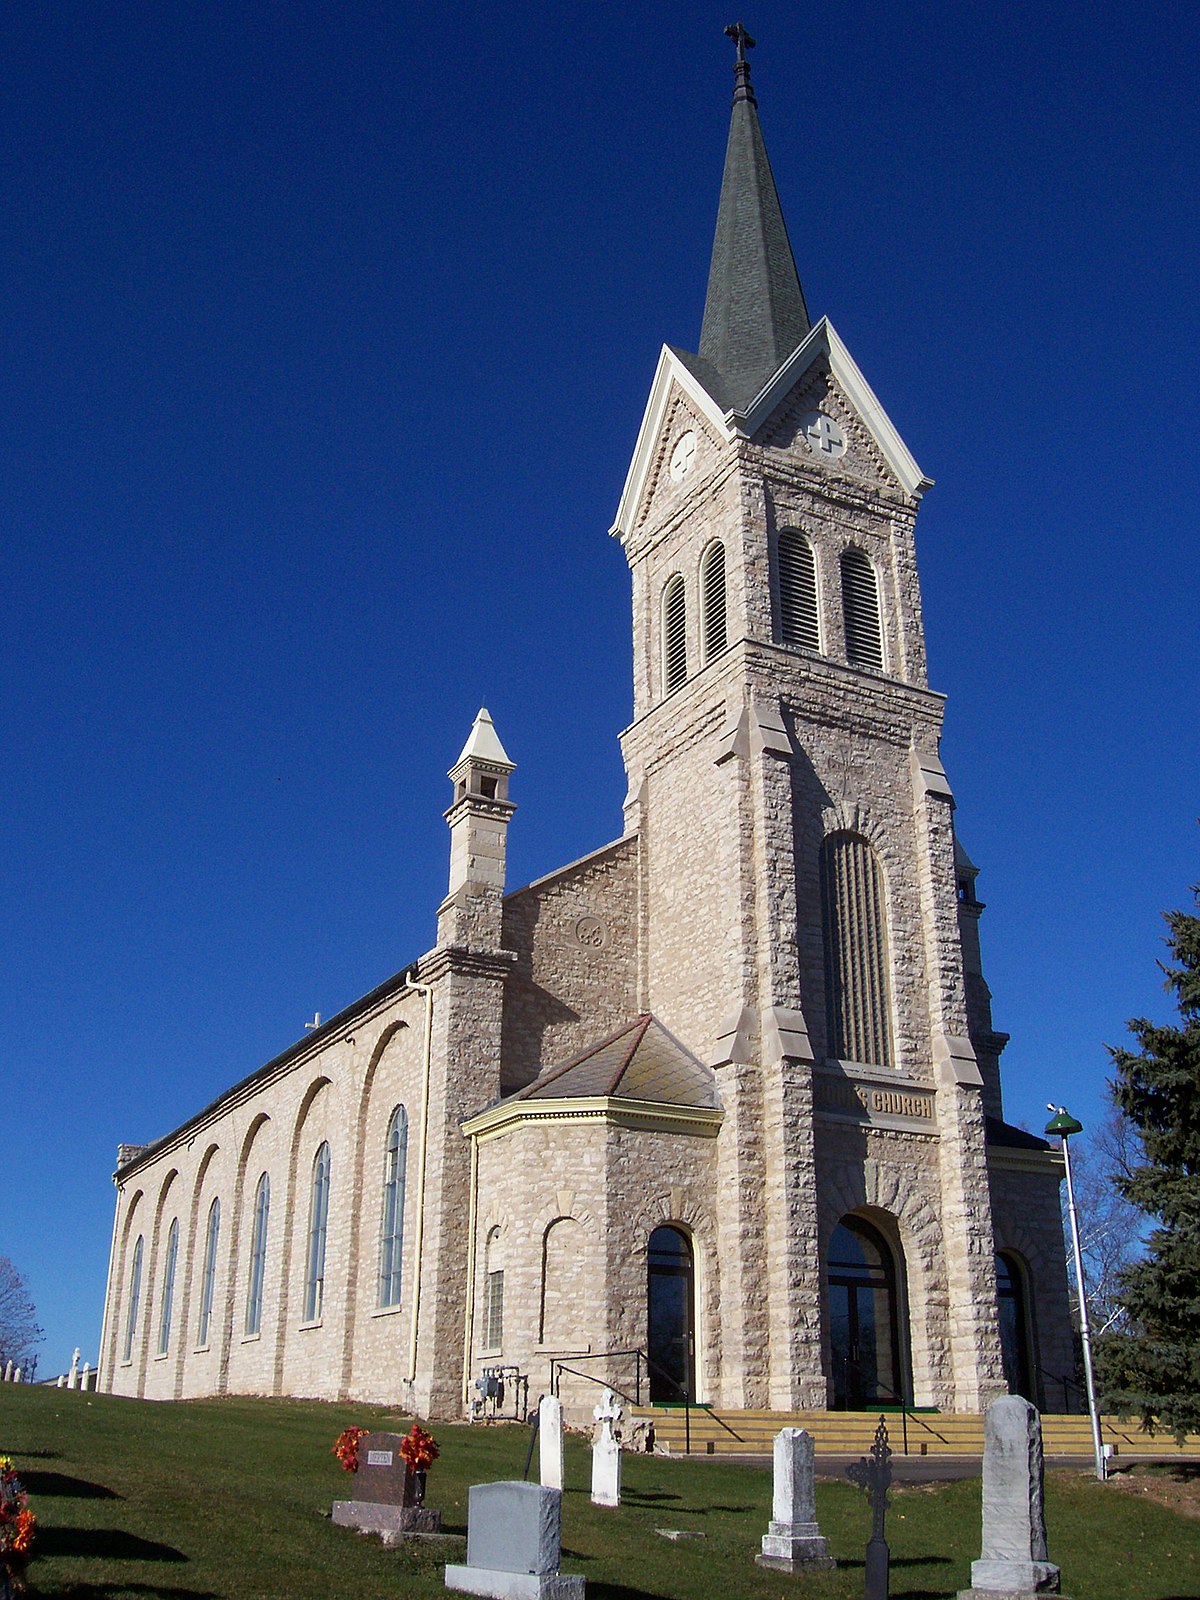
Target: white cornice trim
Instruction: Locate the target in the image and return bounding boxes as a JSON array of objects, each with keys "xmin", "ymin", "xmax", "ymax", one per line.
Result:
[
  {"xmin": 610, "ymin": 346, "xmax": 733, "ymax": 542},
  {"xmin": 733, "ymin": 317, "xmax": 933, "ymax": 498},
  {"xmin": 462, "ymin": 1093, "xmax": 723, "ymax": 1143}
]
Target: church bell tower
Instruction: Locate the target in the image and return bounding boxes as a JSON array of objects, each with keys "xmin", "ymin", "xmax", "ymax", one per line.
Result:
[{"xmin": 612, "ymin": 26, "xmax": 1009, "ymax": 1411}]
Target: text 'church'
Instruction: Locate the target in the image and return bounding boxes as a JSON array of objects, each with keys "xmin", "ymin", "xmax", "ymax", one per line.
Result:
[{"xmin": 99, "ymin": 33, "xmax": 1074, "ymax": 1422}]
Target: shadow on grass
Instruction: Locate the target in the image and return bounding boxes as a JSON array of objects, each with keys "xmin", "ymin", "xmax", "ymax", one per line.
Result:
[
  {"xmin": 22, "ymin": 1472, "xmax": 121, "ymax": 1500},
  {"xmin": 839, "ymin": 1556, "xmax": 952, "ymax": 1569},
  {"xmin": 35, "ymin": 1527, "xmax": 188, "ymax": 1562},
  {"xmin": 32, "ymin": 1586, "xmax": 218, "ymax": 1599}
]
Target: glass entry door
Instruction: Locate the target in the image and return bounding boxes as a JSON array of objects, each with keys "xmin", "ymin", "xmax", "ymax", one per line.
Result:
[
  {"xmin": 647, "ymin": 1226, "xmax": 695, "ymax": 1401},
  {"xmin": 828, "ymin": 1217, "xmax": 905, "ymax": 1409}
]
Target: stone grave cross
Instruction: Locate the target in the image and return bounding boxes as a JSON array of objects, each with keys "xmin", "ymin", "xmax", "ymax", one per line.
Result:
[
  {"xmin": 847, "ymin": 1416, "xmax": 893, "ymax": 1600},
  {"xmin": 590, "ymin": 1388, "xmax": 623, "ymax": 1508}
]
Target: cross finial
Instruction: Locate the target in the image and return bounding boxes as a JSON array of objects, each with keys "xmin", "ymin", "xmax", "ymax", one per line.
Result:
[{"xmin": 724, "ymin": 22, "xmax": 757, "ymax": 105}]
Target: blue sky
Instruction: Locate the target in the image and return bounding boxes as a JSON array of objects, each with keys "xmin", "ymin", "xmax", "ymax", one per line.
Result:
[{"xmin": 4, "ymin": 2, "xmax": 1198, "ymax": 1378}]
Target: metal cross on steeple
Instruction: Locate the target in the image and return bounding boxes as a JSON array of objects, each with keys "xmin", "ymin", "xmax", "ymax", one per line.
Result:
[{"xmin": 724, "ymin": 21, "xmax": 757, "ymax": 105}]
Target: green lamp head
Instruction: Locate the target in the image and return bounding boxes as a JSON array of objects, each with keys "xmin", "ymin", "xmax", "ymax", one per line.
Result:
[{"xmin": 1045, "ymin": 1108, "xmax": 1084, "ymax": 1138}]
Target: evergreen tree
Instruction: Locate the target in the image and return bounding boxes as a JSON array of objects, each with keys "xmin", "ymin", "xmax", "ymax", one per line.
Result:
[{"xmin": 1097, "ymin": 887, "xmax": 1200, "ymax": 1440}]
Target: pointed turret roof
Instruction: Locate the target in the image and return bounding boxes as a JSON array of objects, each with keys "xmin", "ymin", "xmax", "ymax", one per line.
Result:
[
  {"xmin": 696, "ymin": 25, "xmax": 810, "ymax": 412},
  {"xmin": 452, "ymin": 707, "xmax": 514, "ymax": 772}
]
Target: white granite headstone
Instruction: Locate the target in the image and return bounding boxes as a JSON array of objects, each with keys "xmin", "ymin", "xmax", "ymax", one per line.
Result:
[
  {"xmin": 445, "ymin": 1480, "xmax": 584, "ymax": 1600},
  {"xmin": 539, "ymin": 1394, "xmax": 564, "ymax": 1492},
  {"xmin": 756, "ymin": 1428, "xmax": 835, "ymax": 1571}
]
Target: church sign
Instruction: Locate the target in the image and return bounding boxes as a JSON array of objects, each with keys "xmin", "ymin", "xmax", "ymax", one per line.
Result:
[{"xmin": 814, "ymin": 1070, "xmax": 936, "ymax": 1133}]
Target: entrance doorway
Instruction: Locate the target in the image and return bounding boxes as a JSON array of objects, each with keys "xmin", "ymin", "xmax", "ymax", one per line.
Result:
[
  {"xmin": 647, "ymin": 1225, "xmax": 695, "ymax": 1401},
  {"xmin": 996, "ymin": 1251, "xmax": 1033, "ymax": 1401},
  {"xmin": 827, "ymin": 1216, "xmax": 907, "ymax": 1409}
]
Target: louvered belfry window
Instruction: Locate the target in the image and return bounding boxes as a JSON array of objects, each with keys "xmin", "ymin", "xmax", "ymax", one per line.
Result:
[
  {"xmin": 841, "ymin": 546, "xmax": 884, "ymax": 669},
  {"xmin": 662, "ymin": 574, "xmax": 688, "ymax": 693},
  {"xmin": 778, "ymin": 529, "xmax": 820, "ymax": 650},
  {"xmin": 821, "ymin": 831, "xmax": 894, "ymax": 1068},
  {"xmin": 700, "ymin": 542, "xmax": 727, "ymax": 661}
]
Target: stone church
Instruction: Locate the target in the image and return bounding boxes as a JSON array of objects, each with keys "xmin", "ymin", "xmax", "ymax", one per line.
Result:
[{"xmin": 99, "ymin": 35, "xmax": 1074, "ymax": 1422}]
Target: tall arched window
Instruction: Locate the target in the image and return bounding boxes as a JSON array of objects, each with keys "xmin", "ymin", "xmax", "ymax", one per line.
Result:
[
  {"xmin": 662, "ymin": 574, "xmax": 687, "ymax": 693},
  {"xmin": 157, "ymin": 1218, "xmax": 178, "ymax": 1356},
  {"xmin": 483, "ymin": 1226, "xmax": 504, "ymax": 1351},
  {"xmin": 245, "ymin": 1174, "xmax": 270, "ymax": 1336},
  {"xmin": 197, "ymin": 1198, "xmax": 220, "ymax": 1347},
  {"xmin": 821, "ymin": 832, "xmax": 893, "ymax": 1068},
  {"xmin": 700, "ymin": 542, "xmax": 727, "ymax": 662},
  {"xmin": 840, "ymin": 546, "xmax": 884, "ymax": 669},
  {"xmin": 778, "ymin": 529, "xmax": 820, "ymax": 650},
  {"xmin": 378, "ymin": 1107, "xmax": 409, "ymax": 1308},
  {"xmin": 122, "ymin": 1235, "xmax": 144, "ymax": 1364},
  {"xmin": 304, "ymin": 1143, "xmax": 330, "ymax": 1323}
]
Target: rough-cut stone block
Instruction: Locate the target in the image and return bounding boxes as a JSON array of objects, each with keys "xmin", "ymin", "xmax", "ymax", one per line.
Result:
[
  {"xmin": 444, "ymin": 1568, "xmax": 584, "ymax": 1600},
  {"xmin": 333, "ymin": 1499, "xmax": 442, "ymax": 1536}
]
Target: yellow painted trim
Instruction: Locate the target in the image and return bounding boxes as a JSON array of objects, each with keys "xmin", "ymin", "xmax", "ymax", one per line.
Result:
[
  {"xmin": 406, "ymin": 977, "xmax": 434, "ymax": 1384},
  {"xmin": 461, "ymin": 1131, "xmax": 480, "ymax": 1407},
  {"xmin": 462, "ymin": 1095, "xmax": 722, "ymax": 1143}
]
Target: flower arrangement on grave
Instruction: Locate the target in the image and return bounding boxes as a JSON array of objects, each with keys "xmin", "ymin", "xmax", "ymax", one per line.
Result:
[
  {"xmin": 0, "ymin": 1456, "xmax": 36, "ymax": 1595},
  {"xmin": 398, "ymin": 1423, "xmax": 439, "ymax": 1474},
  {"xmin": 399, "ymin": 1423, "xmax": 439, "ymax": 1505},
  {"xmin": 332, "ymin": 1426, "xmax": 369, "ymax": 1473}
]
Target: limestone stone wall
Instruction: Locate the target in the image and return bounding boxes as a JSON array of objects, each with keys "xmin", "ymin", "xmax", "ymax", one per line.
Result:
[
  {"xmin": 988, "ymin": 1152, "xmax": 1077, "ymax": 1410},
  {"xmin": 100, "ymin": 980, "xmax": 430, "ymax": 1407},
  {"xmin": 500, "ymin": 837, "xmax": 640, "ymax": 1090},
  {"xmin": 468, "ymin": 1115, "xmax": 720, "ymax": 1423}
]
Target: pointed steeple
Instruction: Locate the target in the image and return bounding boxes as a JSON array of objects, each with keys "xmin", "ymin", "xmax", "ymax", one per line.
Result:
[{"xmin": 696, "ymin": 25, "xmax": 810, "ymax": 412}]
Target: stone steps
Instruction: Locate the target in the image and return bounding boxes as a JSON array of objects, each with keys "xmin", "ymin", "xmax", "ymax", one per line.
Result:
[{"xmin": 629, "ymin": 1406, "xmax": 1200, "ymax": 1458}]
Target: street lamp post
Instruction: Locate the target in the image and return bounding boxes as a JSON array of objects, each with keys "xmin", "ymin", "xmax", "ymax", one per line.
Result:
[{"xmin": 1045, "ymin": 1106, "xmax": 1106, "ymax": 1481}]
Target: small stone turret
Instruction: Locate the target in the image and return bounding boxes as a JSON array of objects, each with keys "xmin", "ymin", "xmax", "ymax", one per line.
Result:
[{"xmin": 437, "ymin": 708, "xmax": 515, "ymax": 949}]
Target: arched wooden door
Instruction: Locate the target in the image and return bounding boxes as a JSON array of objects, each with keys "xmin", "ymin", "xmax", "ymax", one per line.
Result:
[
  {"xmin": 647, "ymin": 1225, "xmax": 695, "ymax": 1402},
  {"xmin": 827, "ymin": 1216, "xmax": 906, "ymax": 1409}
]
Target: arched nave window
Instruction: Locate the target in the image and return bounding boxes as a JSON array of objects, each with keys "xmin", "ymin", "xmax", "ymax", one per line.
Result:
[
  {"xmin": 304, "ymin": 1143, "xmax": 331, "ymax": 1323},
  {"xmin": 777, "ymin": 529, "xmax": 820, "ymax": 651},
  {"xmin": 840, "ymin": 546, "xmax": 884, "ymax": 670},
  {"xmin": 378, "ymin": 1107, "xmax": 408, "ymax": 1309},
  {"xmin": 197, "ymin": 1198, "xmax": 221, "ymax": 1348},
  {"xmin": 662, "ymin": 574, "xmax": 688, "ymax": 694},
  {"xmin": 821, "ymin": 831, "xmax": 894, "ymax": 1069},
  {"xmin": 122, "ymin": 1235, "xmax": 144, "ymax": 1364},
  {"xmin": 157, "ymin": 1218, "xmax": 179, "ymax": 1356},
  {"xmin": 483, "ymin": 1226, "xmax": 504, "ymax": 1352},
  {"xmin": 700, "ymin": 542, "xmax": 727, "ymax": 661},
  {"xmin": 245, "ymin": 1174, "xmax": 270, "ymax": 1336}
]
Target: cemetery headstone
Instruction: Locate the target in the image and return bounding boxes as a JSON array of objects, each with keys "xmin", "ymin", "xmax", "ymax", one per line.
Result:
[
  {"xmin": 590, "ymin": 1389, "xmax": 622, "ymax": 1508},
  {"xmin": 445, "ymin": 1480, "xmax": 585, "ymax": 1600},
  {"xmin": 847, "ymin": 1416, "xmax": 893, "ymax": 1600},
  {"xmin": 539, "ymin": 1394, "xmax": 564, "ymax": 1491},
  {"xmin": 3, "ymin": 1363, "xmax": 11, "ymax": 1383},
  {"xmin": 331, "ymin": 1429, "xmax": 441, "ymax": 1538},
  {"xmin": 957, "ymin": 1397, "xmax": 1069, "ymax": 1599},
  {"xmin": 756, "ymin": 1427, "xmax": 835, "ymax": 1571},
  {"xmin": 68, "ymin": 1348, "xmax": 81, "ymax": 1390}
]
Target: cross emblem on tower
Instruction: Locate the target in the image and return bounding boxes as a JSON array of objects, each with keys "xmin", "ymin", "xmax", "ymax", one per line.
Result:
[{"xmin": 725, "ymin": 22, "xmax": 756, "ymax": 61}]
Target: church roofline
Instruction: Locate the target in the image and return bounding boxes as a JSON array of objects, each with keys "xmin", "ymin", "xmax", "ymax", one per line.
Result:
[
  {"xmin": 111, "ymin": 959, "xmax": 426, "ymax": 1182},
  {"xmin": 610, "ymin": 318, "xmax": 932, "ymax": 543},
  {"xmin": 503, "ymin": 832, "xmax": 636, "ymax": 901}
]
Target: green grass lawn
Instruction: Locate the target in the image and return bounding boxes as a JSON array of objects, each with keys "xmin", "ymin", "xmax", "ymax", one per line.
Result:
[{"xmin": 1, "ymin": 1384, "xmax": 1197, "ymax": 1600}]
